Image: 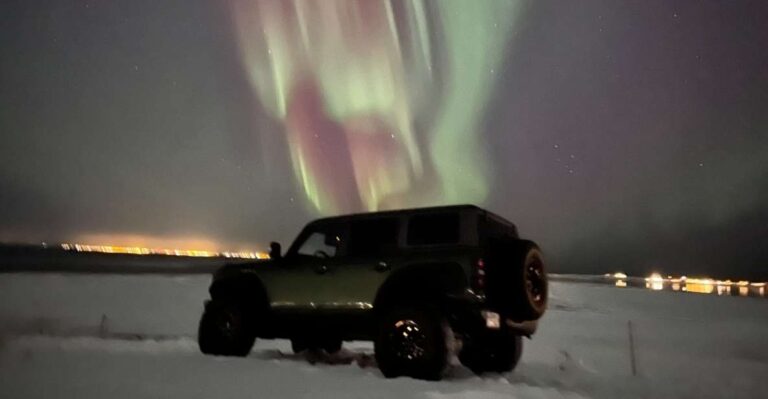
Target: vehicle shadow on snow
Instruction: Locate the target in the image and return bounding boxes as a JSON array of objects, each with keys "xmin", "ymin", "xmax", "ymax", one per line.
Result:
[
  {"xmin": 251, "ymin": 347, "xmax": 481, "ymax": 378},
  {"xmin": 249, "ymin": 346, "xmax": 564, "ymax": 384},
  {"xmin": 252, "ymin": 347, "xmax": 379, "ymax": 369}
]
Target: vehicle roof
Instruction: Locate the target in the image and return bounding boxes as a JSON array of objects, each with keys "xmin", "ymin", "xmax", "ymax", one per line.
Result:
[{"xmin": 306, "ymin": 204, "xmax": 515, "ymax": 227}]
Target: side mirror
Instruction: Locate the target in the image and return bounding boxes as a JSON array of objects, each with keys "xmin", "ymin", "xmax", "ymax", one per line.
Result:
[
  {"xmin": 269, "ymin": 241, "xmax": 282, "ymax": 259},
  {"xmin": 324, "ymin": 234, "xmax": 340, "ymax": 246}
]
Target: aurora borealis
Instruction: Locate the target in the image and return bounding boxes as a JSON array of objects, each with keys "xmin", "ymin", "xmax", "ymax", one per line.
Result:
[
  {"xmin": 1, "ymin": 0, "xmax": 767, "ymax": 279},
  {"xmin": 229, "ymin": 0, "xmax": 521, "ymax": 214}
]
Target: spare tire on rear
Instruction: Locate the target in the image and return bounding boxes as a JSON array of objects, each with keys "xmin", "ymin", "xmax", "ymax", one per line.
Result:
[{"xmin": 485, "ymin": 239, "xmax": 547, "ymax": 320}]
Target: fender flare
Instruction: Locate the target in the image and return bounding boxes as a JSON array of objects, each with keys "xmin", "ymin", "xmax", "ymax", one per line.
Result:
[{"xmin": 209, "ymin": 275, "xmax": 270, "ymax": 315}]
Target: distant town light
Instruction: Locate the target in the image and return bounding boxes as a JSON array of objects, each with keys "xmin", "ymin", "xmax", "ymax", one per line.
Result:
[
  {"xmin": 609, "ymin": 272, "xmax": 765, "ymax": 298},
  {"xmin": 646, "ymin": 273, "xmax": 664, "ymax": 291},
  {"xmin": 59, "ymin": 243, "xmax": 268, "ymax": 259}
]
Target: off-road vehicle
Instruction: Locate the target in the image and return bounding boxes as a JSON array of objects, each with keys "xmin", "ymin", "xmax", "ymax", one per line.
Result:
[{"xmin": 198, "ymin": 205, "xmax": 547, "ymax": 380}]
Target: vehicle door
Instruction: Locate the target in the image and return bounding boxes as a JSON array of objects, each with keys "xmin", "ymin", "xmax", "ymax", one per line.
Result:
[
  {"xmin": 319, "ymin": 217, "xmax": 401, "ymax": 310},
  {"xmin": 262, "ymin": 223, "xmax": 345, "ymax": 312}
]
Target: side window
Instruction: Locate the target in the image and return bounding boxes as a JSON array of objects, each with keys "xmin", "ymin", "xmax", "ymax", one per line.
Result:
[
  {"xmin": 297, "ymin": 231, "xmax": 339, "ymax": 258},
  {"xmin": 478, "ymin": 215, "xmax": 517, "ymax": 246},
  {"xmin": 347, "ymin": 218, "xmax": 399, "ymax": 258},
  {"xmin": 407, "ymin": 213, "xmax": 460, "ymax": 246}
]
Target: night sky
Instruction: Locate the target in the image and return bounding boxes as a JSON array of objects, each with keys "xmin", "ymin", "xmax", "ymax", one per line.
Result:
[{"xmin": 1, "ymin": 1, "xmax": 767, "ymax": 279}]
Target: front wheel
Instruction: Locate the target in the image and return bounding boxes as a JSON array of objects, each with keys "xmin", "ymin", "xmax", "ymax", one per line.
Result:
[
  {"xmin": 198, "ymin": 300, "xmax": 256, "ymax": 357},
  {"xmin": 374, "ymin": 306, "xmax": 449, "ymax": 381}
]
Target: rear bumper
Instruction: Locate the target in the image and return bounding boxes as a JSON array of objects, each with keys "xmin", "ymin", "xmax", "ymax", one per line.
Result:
[
  {"xmin": 479, "ymin": 309, "xmax": 539, "ymax": 336},
  {"xmin": 504, "ymin": 316, "xmax": 538, "ymax": 336},
  {"xmin": 447, "ymin": 290, "xmax": 540, "ymax": 337}
]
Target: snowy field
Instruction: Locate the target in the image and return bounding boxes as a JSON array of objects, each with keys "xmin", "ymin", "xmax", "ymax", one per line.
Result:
[{"xmin": 1, "ymin": 273, "xmax": 767, "ymax": 399}]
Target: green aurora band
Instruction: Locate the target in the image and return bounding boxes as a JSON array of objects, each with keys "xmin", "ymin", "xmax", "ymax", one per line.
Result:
[{"xmin": 229, "ymin": 0, "xmax": 523, "ymax": 215}]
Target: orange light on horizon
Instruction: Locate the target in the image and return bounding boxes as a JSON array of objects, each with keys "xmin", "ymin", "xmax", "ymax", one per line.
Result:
[
  {"xmin": 60, "ymin": 243, "xmax": 268, "ymax": 259},
  {"xmin": 57, "ymin": 233, "xmax": 269, "ymax": 259},
  {"xmin": 686, "ymin": 278, "xmax": 715, "ymax": 294}
]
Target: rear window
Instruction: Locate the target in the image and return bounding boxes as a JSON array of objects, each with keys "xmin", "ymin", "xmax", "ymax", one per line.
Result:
[
  {"xmin": 347, "ymin": 218, "xmax": 399, "ymax": 257},
  {"xmin": 407, "ymin": 213, "xmax": 460, "ymax": 246}
]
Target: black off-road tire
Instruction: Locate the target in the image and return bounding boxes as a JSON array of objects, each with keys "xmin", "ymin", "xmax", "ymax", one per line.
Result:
[
  {"xmin": 374, "ymin": 306, "xmax": 449, "ymax": 381},
  {"xmin": 487, "ymin": 240, "xmax": 548, "ymax": 320},
  {"xmin": 198, "ymin": 300, "xmax": 256, "ymax": 357},
  {"xmin": 459, "ymin": 332, "xmax": 523, "ymax": 374}
]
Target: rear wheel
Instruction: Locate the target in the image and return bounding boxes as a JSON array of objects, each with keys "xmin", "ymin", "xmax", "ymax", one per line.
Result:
[
  {"xmin": 459, "ymin": 332, "xmax": 523, "ymax": 374},
  {"xmin": 198, "ymin": 300, "xmax": 256, "ymax": 357},
  {"xmin": 374, "ymin": 306, "xmax": 449, "ymax": 380}
]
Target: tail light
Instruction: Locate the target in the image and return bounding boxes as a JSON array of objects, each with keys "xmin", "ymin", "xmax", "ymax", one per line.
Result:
[{"xmin": 473, "ymin": 258, "xmax": 486, "ymax": 292}]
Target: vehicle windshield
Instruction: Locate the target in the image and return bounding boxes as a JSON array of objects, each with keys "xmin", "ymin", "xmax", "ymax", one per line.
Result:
[{"xmin": 295, "ymin": 231, "xmax": 339, "ymax": 259}]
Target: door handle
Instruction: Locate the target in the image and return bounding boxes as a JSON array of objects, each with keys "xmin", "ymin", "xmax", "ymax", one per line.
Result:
[
  {"xmin": 315, "ymin": 264, "xmax": 328, "ymax": 274},
  {"xmin": 375, "ymin": 261, "xmax": 390, "ymax": 272}
]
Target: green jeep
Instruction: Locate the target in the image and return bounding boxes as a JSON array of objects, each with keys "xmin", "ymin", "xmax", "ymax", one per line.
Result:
[{"xmin": 198, "ymin": 205, "xmax": 547, "ymax": 380}]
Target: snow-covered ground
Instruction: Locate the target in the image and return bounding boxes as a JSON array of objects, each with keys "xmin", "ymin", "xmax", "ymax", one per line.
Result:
[{"xmin": 1, "ymin": 273, "xmax": 766, "ymax": 399}]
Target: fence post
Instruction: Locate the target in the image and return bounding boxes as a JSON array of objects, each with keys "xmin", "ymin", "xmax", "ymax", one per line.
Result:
[{"xmin": 628, "ymin": 320, "xmax": 637, "ymax": 376}]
